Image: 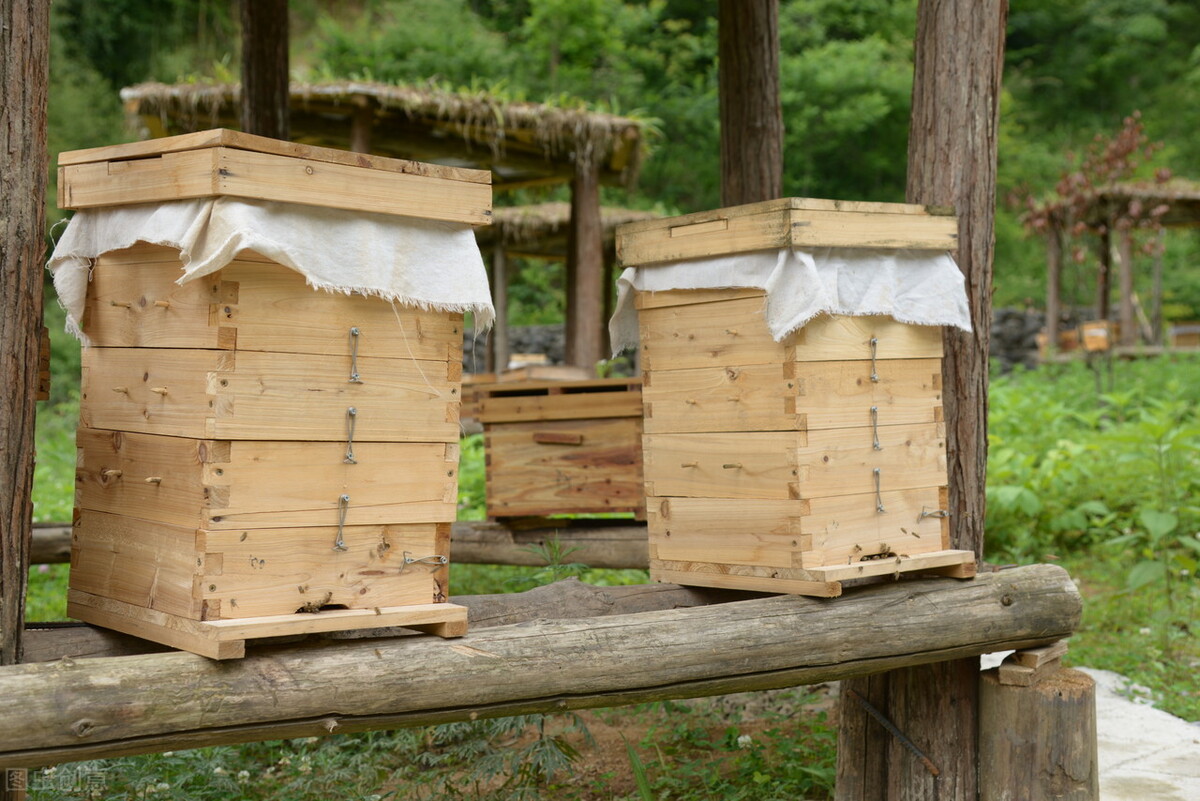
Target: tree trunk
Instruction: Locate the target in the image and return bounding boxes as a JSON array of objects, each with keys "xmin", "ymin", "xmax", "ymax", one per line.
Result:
[
  {"xmin": 1, "ymin": 0, "xmax": 49, "ymax": 667},
  {"xmin": 0, "ymin": 566, "xmax": 1078, "ymax": 770},
  {"xmin": 838, "ymin": 3, "xmax": 1008, "ymax": 800},
  {"xmin": 718, "ymin": 0, "xmax": 783, "ymax": 206},
  {"xmin": 979, "ymin": 668, "xmax": 1099, "ymax": 800},
  {"xmin": 1117, "ymin": 229, "xmax": 1135, "ymax": 346},
  {"xmin": 565, "ymin": 157, "xmax": 603, "ymax": 370},
  {"xmin": 1046, "ymin": 226, "xmax": 1063, "ymax": 356},
  {"xmin": 2, "ymin": 3, "xmax": 49, "ymax": 798},
  {"xmin": 240, "ymin": 0, "xmax": 289, "ymax": 140}
]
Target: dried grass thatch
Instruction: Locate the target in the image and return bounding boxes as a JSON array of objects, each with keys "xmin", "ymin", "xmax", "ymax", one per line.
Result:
[
  {"xmin": 121, "ymin": 81, "xmax": 651, "ymax": 189},
  {"xmin": 478, "ymin": 202, "xmax": 657, "ymax": 249}
]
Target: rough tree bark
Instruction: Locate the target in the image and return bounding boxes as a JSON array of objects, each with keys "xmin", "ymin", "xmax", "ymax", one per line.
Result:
[
  {"xmin": 837, "ymin": 2, "xmax": 1008, "ymax": 800},
  {"xmin": 1, "ymin": 6, "xmax": 50, "ymax": 800},
  {"xmin": 240, "ymin": 0, "xmax": 290, "ymax": 140},
  {"xmin": 718, "ymin": 0, "xmax": 783, "ymax": 205}
]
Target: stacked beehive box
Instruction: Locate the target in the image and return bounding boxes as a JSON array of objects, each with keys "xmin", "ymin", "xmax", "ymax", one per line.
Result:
[
  {"xmin": 53, "ymin": 130, "xmax": 492, "ymax": 657},
  {"xmin": 478, "ymin": 378, "xmax": 644, "ymax": 519},
  {"xmin": 615, "ymin": 198, "xmax": 977, "ymax": 597}
]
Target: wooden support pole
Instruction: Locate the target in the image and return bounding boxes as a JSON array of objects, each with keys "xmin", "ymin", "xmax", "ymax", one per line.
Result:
[
  {"xmin": 565, "ymin": 157, "xmax": 604, "ymax": 370},
  {"xmin": 240, "ymin": 0, "xmax": 290, "ymax": 140},
  {"xmin": 838, "ymin": 2, "xmax": 1008, "ymax": 799},
  {"xmin": 349, "ymin": 103, "xmax": 373, "ymax": 154},
  {"xmin": 718, "ymin": 0, "xmax": 783, "ymax": 205},
  {"xmin": 979, "ymin": 667, "xmax": 1099, "ymax": 800},
  {"xmin": 1096, "ymin": 227, "xmax": 1112, "ymax": 322},
  {"xmin": 1117, "ymin": 228, "xmax": 1136, "ymax": 346},
  {"xmin": 491, "ymin": 246, "xmax": 510, "ymax": 372},
  {"xmin": 0, "ymin": 565, "xmax": 1078, "ymax": 770},
  {"xmin": 1046, "ymin": 226, "xmax": 1063, "ymax": 355},
  {"xmin": 2, "ymin": 4, "xmax": 50, "ymax": 798}
]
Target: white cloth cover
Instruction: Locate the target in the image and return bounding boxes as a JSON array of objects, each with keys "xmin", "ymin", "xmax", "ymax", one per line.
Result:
[
  {"xmin": 49, "ymin": 197, "xmax": 494, "ymax": 343},
  {"xmin": 609, "ymin": 247, "xmax": 972, "ymax": 355}
]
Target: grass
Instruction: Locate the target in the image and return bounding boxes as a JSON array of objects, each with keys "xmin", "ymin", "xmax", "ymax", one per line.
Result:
[{"xmin": 19, "ymin": 351, "xmax": 1200, "ymax": 798}]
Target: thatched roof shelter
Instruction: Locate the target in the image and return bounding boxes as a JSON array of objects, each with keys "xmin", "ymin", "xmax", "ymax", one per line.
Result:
[
  {"xmin": 478, "ymin": 202, "xmax": 657, "ymax": 256},
  {"xmin": 121, "ymin": 81, "xmax": 655, "ymax": 369},
  {"xmin": 474, "ymin": 203, "xmax": 657, "ymax": 371},
  {"xmin": 1038, "ymin": 179, "xmax": 1200, "ymax": 354},
  {"xmin": 121, "ymin": 81, "xmax": 648, "ymax": 191}
]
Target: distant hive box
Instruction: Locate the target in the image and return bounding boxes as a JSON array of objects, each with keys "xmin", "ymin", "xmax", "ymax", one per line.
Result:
[
  {"xmin": 615, "ymin": 198, "xmax": 977, "ymax": 597},
  {"xmin": 478, "ymin": 378, "xmax": 644, "ymax": 520},
  {"xmin": 54, "ymin": 130, "xmax": 493, "ymax": 657}
]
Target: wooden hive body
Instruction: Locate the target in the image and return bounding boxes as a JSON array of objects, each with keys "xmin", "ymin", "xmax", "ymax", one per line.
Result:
[
  {"xmin": 59, "ymin": 132, "xmax": 490, "ymax": 657},
  {"xmin": 478, "ymin": 378, "xmax": 644, "ymax": 520},
  {"xmin": 618, "ymin": 199, "xmax": 976, "ymax": 597}
]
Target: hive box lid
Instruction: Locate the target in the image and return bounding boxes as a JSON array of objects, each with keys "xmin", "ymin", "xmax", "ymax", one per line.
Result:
[
  {"xmin": 58, "ymin": 128, "xmax": 492, "ymax": 226},
  {"xmin": 616, "ymin": 197, "xmax": 956, "ymax": 267}
]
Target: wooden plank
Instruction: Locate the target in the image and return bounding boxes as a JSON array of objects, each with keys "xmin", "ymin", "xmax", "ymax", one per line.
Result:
[
  {"xmin": 643, "ymin": 361, "xmax": 800, "ymax": 433},
  {"xmin": 215, "ymin": 147, "xmax": 491, "ymax": 226},
  {"xmin": 3, "ymin": 565, "xmax": 1079, "ymax": 768},
  {"xmin": 80, "ymin": 348, "xmax": 460, "ymax": 442},
  {"xmin": 617, "ymin": 199, "xmax": 957, "ymax": 266},
  {"xmin": 70, "ymin": 510, "xmax": 453, "ymax": 622},
  {"xmin": 638, "ymin": 293, "xmax": 780, "ymax": 371},
  {"xmin": 76, "ymin": 430, "xmax": 458, "ymax": 529},
  {"xmin": 643, "ymin": 357, "xmax": 943, "ymax": 434},
  {"xmin": 643, "ymin": 424, "xmax": 945, "ymax": 501},
  {"xmin": 616, "ymin": 198, "xmax": 955, "ymax": 237},
  {"xmin": 68, "ymin": 590, "xmax": 468, "ymax": 660},
  {"xmin": 802, "ymin": 485, "xmax": 951, "ymax": 566},
  {"xmin": 201, "ymin": 522, "xmax": 447, "ymax": 619},
  {"xmin": 1013, "ymin": 640, "xmax": 1068, "ymax": 669},
  {"xmin": 790, "ymin": 314, "xmax": 944, "ymax": 361},
  {"xmin": 649, "ymin": 562, "xmax": 842, "ymax": 596},
  {"xmin": 647, "ymin": 497, "xmax": 807, "ymax": 569},
  {"xmin": 68, "ymin": 512, "xmax": 201, "ymax": 619},
  {"xmin": 645, "ymin": 489, "xmax": 950, "ymax": 572},
  {"xmin": 58, "ymin": 149, "xmax": 218, "ymax": 209},
  {"xmin": 479, "ymin": 388, "xmax": 642, "ymax": 423},
  {"xmin": 58, "ymin": 128, "xmax": 491, "ymax": 185},
  {"xmin": 485, "ymin": 417, "xmax": 643, "ymax": 518},
  {"xmin": 800, "ymin": 550, "xmax": 975, "ymax": 582},
  {"xmin": 84, "ymin": 246, "xmax": 463, "ymax": 360}
]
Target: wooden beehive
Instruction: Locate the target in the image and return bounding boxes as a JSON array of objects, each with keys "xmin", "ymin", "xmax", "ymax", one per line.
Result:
[
  {"xmin": 478, "ymin": 378, "xmax": 644, "ymax": 519},
  {"xmin": 59, "ymin": 130, "xmax": 491, "ymax": 657},
  {"xmin": 617, "ymin": 198, "xmax": 977, "ymax": 597}
]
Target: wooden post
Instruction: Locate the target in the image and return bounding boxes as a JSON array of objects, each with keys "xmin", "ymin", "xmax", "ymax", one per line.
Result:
[
  {"xmin": 1151, "ymin": 229, "xmax": 1164, "ymax": 345},
  {"xmin": 837, "ymin": 2, "xmax": 1007, "ymax": 799},
  {"xmin": 1095, "ymin": 227, "xmax": 1111, "ymax": 322},
  {"xmin": 718, "ymin": 0, "xmax": 783, "ymax": 205},
  {"xmin": 1116, "ymin": 228, "xmax": 1135, "ymax": 346},
  {"xmin": 565, "ymin": 157, "xmax": 603, "ymax": 371},
  {"xmin": 979, "ymin": 667, "xmax": 1099, "ymax": 800},
  {"xmin": 349, "ymin": 103, "xmax": 373, "ymax": 154},
  {"xmin": 491, "ymin": 246, "xmax": 510, "ymax": 372},
  {"xmin": 2, "ymin": 3, "xmax": 50, "ymax": 798},
  {"xmin": 240, "ymin": 0, "xmax": 290, "ymax": 140},
  {"xmin": 1046, "ymin": 225, "xmax": 1063, "ymax": 356}
]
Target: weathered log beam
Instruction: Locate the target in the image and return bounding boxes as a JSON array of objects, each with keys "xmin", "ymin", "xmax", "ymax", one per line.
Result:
[
  {"xmin": 31, "ymin": 520, "xmax": 652, "ymax": 569},
  {"xmin": 22, "ymin": 578, "xmax": 743, "ymax": 663},
  {"xmin": 0, "ymin": 565, "xmax": 1078, "ymax": 769}
]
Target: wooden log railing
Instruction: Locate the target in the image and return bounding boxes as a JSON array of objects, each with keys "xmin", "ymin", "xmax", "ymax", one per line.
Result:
[
  {"xmin": 31, "ymin": 519, "xmax": 652, "ymax": 570},
  {"xmin": 2, "ymin": 564, "xmax": 1079, "ymax": 770}
]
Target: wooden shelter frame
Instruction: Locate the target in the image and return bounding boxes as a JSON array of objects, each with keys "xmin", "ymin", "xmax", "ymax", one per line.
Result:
[
  {"xmin": 1040, "ymin": 180, "xmax": 1200, "ymax": 357},
  {"xmin": 473, "ymin": 202, "xmax": 657, "ymax": 371},
  {"xmin": 122, "ymin": 81, "xmax": 652, "ymax": 371}
]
